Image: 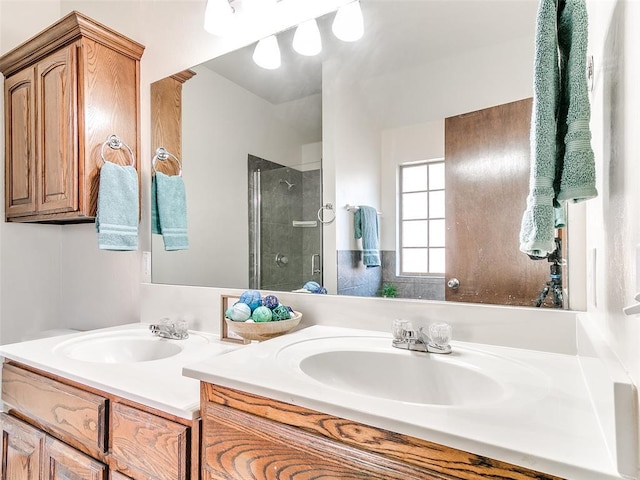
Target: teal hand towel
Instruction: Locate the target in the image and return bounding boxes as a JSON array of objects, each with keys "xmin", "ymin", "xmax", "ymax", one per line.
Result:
[
  {"xmin": 354, "ymin": 205, "xmax": 380, "ymax": 268},
  {"xmin": 555, "ymin": 0, "xmax": 598, "ymax": 203},
  {"xmin": 152, "ymin": 171, "xmax": 189, "ymax": 251},
  {"xmin": 519, "ymin": 0, "xmax": 559, "ymax": 257},
  {"xmin": 95, "ymin": 161, "xmax": 139, "ymax": 251}
]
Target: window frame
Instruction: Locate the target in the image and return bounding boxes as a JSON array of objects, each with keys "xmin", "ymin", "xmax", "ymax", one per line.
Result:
[{"xmin": 398, "ymin": 159, "xmax": 445, "ymax": 277}]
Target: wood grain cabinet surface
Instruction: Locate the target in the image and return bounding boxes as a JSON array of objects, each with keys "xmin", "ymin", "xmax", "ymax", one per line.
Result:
[
  {"xmin": 0, "ymin": 10, "xmax": 144, "ymax": 223},
  {"xmin": 1, "ymin": 362, "xmax": 198, "ymax": 480},
  {"xmin": 2, "ymin": 363, "xmax": 107, "ymax": 458},
  {"xmin": 201, "ymin": 383, "xmax": 564, "ymax": 480},
  {"xmin": 0, "ymin": 413, "xmax": 45, "ymax": 480},
  {"xmin": 44, "ymin": 436, "xmax": 107, "ymax": 480}
]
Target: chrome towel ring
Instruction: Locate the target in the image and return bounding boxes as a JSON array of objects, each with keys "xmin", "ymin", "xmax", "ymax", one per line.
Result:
[
  {"xmin": 317, "ymin": 203, "xmax": 335, "ymax": 224},
  {"xmin": 152, "ymin": 147, "xmax": 183, "ymax": 176},
  {"xmin": 99, "ymin": 134, "xmax": 135, "ymax": 167}
]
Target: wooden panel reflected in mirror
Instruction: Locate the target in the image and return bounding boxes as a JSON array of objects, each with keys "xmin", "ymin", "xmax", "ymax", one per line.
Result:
[
  {"xmin": 151, "ymin": 69, "xmax": 195, "ymax": 176},
  {"xmin": 445, "ymin": 98, "xmax": 557, "ymax": 307}
]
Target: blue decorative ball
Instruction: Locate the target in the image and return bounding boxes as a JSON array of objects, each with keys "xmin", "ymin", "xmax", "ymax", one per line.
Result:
[
  {"xmin": 239, "ymin": 290, "xmax": 262, "ymax": 311},
  {"xmin": 272, "ymin": 304, "xmax": 292, "ymax": 321},
  {"xmin": 303, "ymin": 281, "xmax": 326, "ymax": 294},
  {"xmin": 226, "ymin": 302, "xmax": 251, "ymax": 321},
  {"xmin": 251, "ymin": 306, "xmax": 273, "ymax": 323},
  {"xmin": 262, "ymin": 294, "xmax": 279, "ymax": 310}
]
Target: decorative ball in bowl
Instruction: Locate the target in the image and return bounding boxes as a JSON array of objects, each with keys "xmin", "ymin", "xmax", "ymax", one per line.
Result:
[{"xmin": 225, "ymin": 311, "xmax": 302, "ymax": 341}]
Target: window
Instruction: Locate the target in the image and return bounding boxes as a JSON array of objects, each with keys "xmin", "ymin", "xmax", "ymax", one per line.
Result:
[{"xmin": 399, "ymin": 160, "xmax": 445, "ymax": 275}]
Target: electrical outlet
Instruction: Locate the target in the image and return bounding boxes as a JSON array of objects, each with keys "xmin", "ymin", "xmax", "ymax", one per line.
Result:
[
  {"xmin": 589, "ymin": 247, "xmax": 597, "ymax": 308},
  {"xmin": 143, "ymin": 251, "xmax": 151, "ymax": 277}
]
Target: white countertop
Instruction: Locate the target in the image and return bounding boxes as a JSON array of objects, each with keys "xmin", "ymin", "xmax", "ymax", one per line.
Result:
[
  {"xmin": 183, "ymin": 325, "xmax": 624, "ymax": 480},
  {"xmin": 0, "ymin": 323, "xmax": 239, "ymax": 419}
]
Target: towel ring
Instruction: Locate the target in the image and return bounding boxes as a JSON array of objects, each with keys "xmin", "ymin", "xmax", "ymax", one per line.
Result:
[
  {"xmin": 99, "ymin": 135, "xmax": 135, "ymax": 167},
  {"xmin": 317, "ymin": 203, "xmax": 335, "ymax": 224},
  {"xmin": 152, "ymin": 147, "xmax": 183, "ymax": 176}
]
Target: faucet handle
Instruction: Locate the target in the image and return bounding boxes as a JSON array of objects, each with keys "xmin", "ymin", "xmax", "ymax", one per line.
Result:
[{"xmin": 428, "ymin": 322, "xmax": 452, "ymax": 348}]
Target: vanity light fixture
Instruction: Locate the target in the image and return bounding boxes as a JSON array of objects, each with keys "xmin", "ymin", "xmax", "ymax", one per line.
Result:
[
  {"xmin": 332, "ymin": 1, "xmax": 364, "ymax": 42},
  {"xmin": 292, "ymin": 18, "xmax": 322, "ymax": 56},
  {"xmin": 253, "ymin": 35, "xmax": 281, "ymax": 69},
  {"xmin": 204, "ymin": 0, "xmax": 236, "ymax": 36}
]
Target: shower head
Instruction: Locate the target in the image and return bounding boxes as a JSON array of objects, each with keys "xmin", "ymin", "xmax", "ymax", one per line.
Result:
[{"xmin": 279, "ymin": 179, "xmax": 295, "ymax": 191}]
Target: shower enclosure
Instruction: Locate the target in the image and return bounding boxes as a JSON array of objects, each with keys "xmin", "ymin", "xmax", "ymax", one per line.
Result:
[{"xmin": 248, "ymin": 155, "xmax": 323, "ymax": 292}]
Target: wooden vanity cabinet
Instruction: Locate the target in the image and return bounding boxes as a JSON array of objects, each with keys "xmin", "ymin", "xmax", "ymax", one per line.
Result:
[
  {"xmin": 1, "ymin": 362, "xmax": 199, "ymax": 480},
  {"xmin": 0, "ymin": 414, "xmax": 106, "ymax": 480},
  {"xmin": 201, "ymin": 383, "xmax": 564, "ymax": 480},
  {"xmin": 0, "ymin": 11, "xmax": 144, "ymax": 223},
  {"xmin": 0, "ymin": 413, "xmax": 45, "ymax": 479}
]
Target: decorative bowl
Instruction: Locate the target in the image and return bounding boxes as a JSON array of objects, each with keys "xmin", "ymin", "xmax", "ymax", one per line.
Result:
[{"xmin": 225, "ymin": 311, "xmax": 302, "ymax": 341}]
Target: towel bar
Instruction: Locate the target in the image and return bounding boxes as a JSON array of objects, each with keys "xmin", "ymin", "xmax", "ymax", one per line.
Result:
[
  {"xmin": 152, "ymin": 147, "xmax": 183, "ymax": 176},
  {"xmin": 99, "ymin": 134, "xmax": 135, "ymax": 167},
  {"xmin": 345, "ymin": 204, "xmax": 382, "ymax": 215}
]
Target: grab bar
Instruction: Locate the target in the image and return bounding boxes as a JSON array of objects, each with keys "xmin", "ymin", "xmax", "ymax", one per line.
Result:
[{"xmin": 311, "ymin": 253, "xmax": 321, "ymax": 274}]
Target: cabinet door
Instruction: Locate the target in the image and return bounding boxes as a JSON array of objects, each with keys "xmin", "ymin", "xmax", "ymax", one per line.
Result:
[
  {"xmin": 0, "ymin": 413, "xmax": 45, "ymax": 479},
  {"xmin": 44, "ymin": 437, "xmax": 105, "ymax": 480},
  {"xmin": 110, "ymin": 403, "xmax": 189, "ymax": 480},
  {"xmin": 4, "ymin": 67, "xmax": 37, "ymax": 218},
  {"xmin": 35, "ymin": 45, "xmax": 78, "ymax": 215}
]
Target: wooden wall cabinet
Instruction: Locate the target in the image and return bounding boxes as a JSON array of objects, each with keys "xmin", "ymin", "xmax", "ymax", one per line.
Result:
[
  {"xmin": 0, "ymin": 11, "xmax": 144, "ymax": 223},
  {"xmin": 1, "ymin": 362, "xmax": 199, "ymax": 480},
  {"xmin": 201, "ymin": 383, "xmax": 564, "ymax": 480}
]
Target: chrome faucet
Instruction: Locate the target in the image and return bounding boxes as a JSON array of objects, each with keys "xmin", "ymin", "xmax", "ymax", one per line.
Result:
[
  {"xmin": 392, "ymin": 321, "xmax": 452, "ymax": 354},
  {"xmin": 149, "ymin": 320, "xmax": 189, "ymax": 340}
]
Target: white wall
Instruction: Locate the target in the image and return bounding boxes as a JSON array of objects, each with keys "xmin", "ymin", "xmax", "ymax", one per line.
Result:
[
  {"xmin": 0, "ymin": 2, "xmax": 65, "ymax": 343},
  {"xmin": 152, "ymin": 64, "xmax": 310, "ymax": 288},
  {"xmin": 380, "ymin": 120, "xmax": 445, "ymax": 251},
  {"xmin": 586, "ymin": 0, "xmax": 640, "ymax": 422},
  {"xmin": 322, "ymin": 35, "xmax": 534, "ymax": 273},
  {"xmin": 0, "ymin": 0, "xmax": 350, "ymax": 343},
  {"xmin": 2, "ymin": 1, "xmax": 638, "ymax": 460}
]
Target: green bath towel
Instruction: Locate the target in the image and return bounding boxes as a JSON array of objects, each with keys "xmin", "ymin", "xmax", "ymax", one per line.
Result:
[
  {"xmin": 519, "ymin": 0, "xmax": 559, "ymax": 257},
  {"xmin": 556, "ymin": 0, "xmax": 598, "ymax": 203},
  {"xmin": 354, "ymin": 205, "xmax": 380, "ymax": 268},
  {"xmin": 95, "ymin": 161, "xmax": 139, "ymax": 251},
  {"xmin": 520, "ymin": 0, "xmax": 597, "ymax": 258},
  {"xmin": 152, "ymin": 172, "xmax": 189, "ymax": 251}
]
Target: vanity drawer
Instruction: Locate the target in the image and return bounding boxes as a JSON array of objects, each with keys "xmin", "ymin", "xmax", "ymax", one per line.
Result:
[
  {"xmin": 110, "ymin": 402, "xmax": 190, "ymax": 480},
  {"xmin": 1, "ymin": 363, "xmax": 107, "ymax": 457},
  {"xmin": 202, "ymin": 402, "xmax": 430, "ymax": 480}
]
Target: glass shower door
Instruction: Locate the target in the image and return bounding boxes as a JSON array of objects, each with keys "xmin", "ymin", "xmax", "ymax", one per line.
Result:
[{"xmin": 248, "ymin": 157, "xmax": 323, "ymax": 292}]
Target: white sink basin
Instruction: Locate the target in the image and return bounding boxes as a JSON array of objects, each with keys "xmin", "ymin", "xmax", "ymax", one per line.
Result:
[
  {"xmin": 53, "ymin": 329, "xmax": 207, "ymax": 363},
  {"xmin": 277, "ymin": 336, "xmax": 547, "ymax": 407}
]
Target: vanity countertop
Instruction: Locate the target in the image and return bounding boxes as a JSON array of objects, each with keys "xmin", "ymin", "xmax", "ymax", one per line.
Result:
[
  {"xmin": 183, "ymin": 325, "xmax": 627, "ymax": 480},
  {"xmin": 0, "ymin": 323, "xmax": 239, "ymax": 419}
]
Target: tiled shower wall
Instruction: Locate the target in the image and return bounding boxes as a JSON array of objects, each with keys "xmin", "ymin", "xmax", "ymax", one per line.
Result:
[
  {"xmin": 337, "ymin": 250, "xmax": 444, "ymax": 300},
  {"xmin": 248, "ymin": 156, "xmax": 322, "ymax": 292}
]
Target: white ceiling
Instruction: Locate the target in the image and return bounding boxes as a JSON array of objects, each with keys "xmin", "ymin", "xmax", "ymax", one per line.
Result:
[{"xmin": 200, "ymin": 0, "xmax": 538, "ymax": 141}]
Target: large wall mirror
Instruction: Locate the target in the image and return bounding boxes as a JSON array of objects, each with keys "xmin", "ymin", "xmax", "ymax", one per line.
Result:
[{"xmin": 151, "ymin": 0, "xmax": 574, "ymax": 309}]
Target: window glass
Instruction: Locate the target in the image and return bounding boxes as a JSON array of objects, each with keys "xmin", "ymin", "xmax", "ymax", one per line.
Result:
[{"xmin": 399, "ymin": 160, "xmax": 445, "ymax": 275}]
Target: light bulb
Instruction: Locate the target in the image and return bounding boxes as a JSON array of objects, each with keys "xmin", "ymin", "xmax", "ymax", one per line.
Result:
[
  {"xmin": 204, "ymin": 0, "xmax": 235, "ymax": 36},
  {"xmin": 253, "ymin": 35, "xmax": 281, "ymax": 70},
  {"xmin": 292, "ymin": 19, "xmax": 322, "ymax": 56},
  {"xmin": 332, "ymin": 1, "xmax": 364, "ymax": 42}
]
